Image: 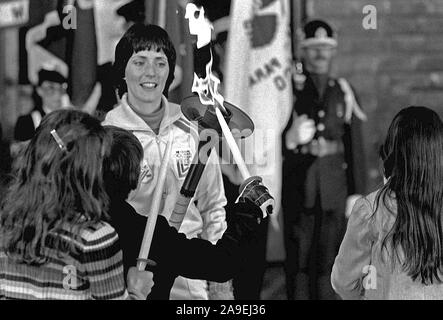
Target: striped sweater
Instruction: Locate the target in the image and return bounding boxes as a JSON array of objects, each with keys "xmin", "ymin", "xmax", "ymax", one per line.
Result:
[{"xmin": 0, "ymin": 221, "xmax": 128, "ymax": 300}]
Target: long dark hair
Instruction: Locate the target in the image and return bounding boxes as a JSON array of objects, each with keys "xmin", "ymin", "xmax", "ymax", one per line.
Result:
[
  {"xmin": 0, "ymin": 109, "xmax": 111, "ymax": 265},
  {"xmin": 376, "ymin": 106, "xmax": 443, "ymax": 284},
  {"xmin": 113, "ymin": 23, "xmax": 176, "ymax": 99}
]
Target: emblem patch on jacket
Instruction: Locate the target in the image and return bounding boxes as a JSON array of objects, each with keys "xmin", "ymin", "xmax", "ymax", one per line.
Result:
[
  {"xmin": 139, "ymin": 161, "xmax": 153, "ymax": 183},
  {"xmin": 175, "ymin": 149, "xmax": 192, "ymax": 178}
]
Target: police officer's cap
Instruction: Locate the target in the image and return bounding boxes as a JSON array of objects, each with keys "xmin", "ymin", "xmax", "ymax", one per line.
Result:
[
  {"xmin": 38, "ymin": 69, "xmax": 67, "ymax": 86},
  {"xmin": 300, "ymin": 19, "xmax": 337, "ymax": 48}
]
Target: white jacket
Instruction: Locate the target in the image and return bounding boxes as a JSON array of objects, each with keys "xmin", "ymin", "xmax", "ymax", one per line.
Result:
[{"xmin": 103, "ymin": 94, "xmax": 227, "ymax": 299}]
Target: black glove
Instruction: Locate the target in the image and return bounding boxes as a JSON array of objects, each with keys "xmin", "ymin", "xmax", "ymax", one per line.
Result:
[
  {"xmin": 237, "ymin": 176, "xmax": 274, "ymax": 217},
  {"xmin": 226, "ymin": 199, "xmax": 265, "ymax": 244}
]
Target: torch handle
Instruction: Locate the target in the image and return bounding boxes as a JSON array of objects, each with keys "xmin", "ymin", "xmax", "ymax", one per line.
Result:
[
  {"xmin": 137, "ymin": 131, "xmax": 173, "ymax": 271},
  {"xmin": 169, "ymin": 194, "xmax": 192, "ymax": 230},
  {"xmin": 168, "ymin": 140, "xmax": 214, "ymax": 230},
  {"xmin": 214, "ymin": 107, "xmax": 251, "ymax": 179},
  {"xmin": 216, "ymin": 107, "xmax": 275, "ymax": 218}
]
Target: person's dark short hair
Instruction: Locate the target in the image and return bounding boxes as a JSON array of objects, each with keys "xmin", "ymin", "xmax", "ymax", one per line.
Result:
[
  {"xmin": 103, "ymin": 126, "xmax": 143, "ymax": 200},
  {"xmin": 113, "ymin": 23, "xmax": 176, "ymax": 98},
  {"xmin": 37, "ymin": 69, "xmax": 67, "ymax": 86}
]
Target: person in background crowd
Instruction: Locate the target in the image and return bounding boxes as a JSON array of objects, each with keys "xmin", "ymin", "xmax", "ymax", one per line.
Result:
[
  {"xmin": 116, "ymin": 0, "xmax": 145, "ymax": 27},
  {"xmin": 103, "ymin": 125, "xmax": 271, "ymax": 299},
  {"xmin": 0, "ymin": 109, "xmax": 151, "ymax": 300},
  {"xmin": 282, "ymin": 19, "xmax": 367, "ymax": 300},
  {"xmin": 332, "ymin": 106, "xmax": 443, "ymax": 299},
  {"xmin": 103, "ymin": 23, "xmax": 228, "ymax": 300},
  {"xmin": 14, "ymin": 68, "xmax": 67, "ymax": 142}
]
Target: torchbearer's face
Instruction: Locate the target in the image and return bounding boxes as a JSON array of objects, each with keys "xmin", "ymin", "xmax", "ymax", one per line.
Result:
[
  {"xmin": 303, "ymin": 44, "xmax": 336, "ymax": 74},
  {"xmin": 125, "ymin": 49, "xmax": 169, "ymax": 111}
]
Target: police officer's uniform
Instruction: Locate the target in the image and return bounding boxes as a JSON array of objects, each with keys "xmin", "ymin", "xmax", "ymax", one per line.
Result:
[{"xmin": 282, "ymin": 20, "xmax": 367, "ymax": 300}]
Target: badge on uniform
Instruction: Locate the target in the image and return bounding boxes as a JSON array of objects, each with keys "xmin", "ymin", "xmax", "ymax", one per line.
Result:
[
  {"xmin": 336, "ymin": 102, "xmax": 344, "ymax": 118},
  {"xmin": 293, "ymin": 61, "xmax": 306, "ymax": 91},
  {"xmin": 175, "ymin": 149, "xmax": 192, "ymax": 179}
]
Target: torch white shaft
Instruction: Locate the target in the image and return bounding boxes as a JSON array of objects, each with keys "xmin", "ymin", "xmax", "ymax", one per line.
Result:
[
  {"xmin": 215, "ymin": 107, "xmax": 251, "ymax": 179},
  {"xmin": 137, "ymin": 130, "xmax": 173, "ymax": 271}
]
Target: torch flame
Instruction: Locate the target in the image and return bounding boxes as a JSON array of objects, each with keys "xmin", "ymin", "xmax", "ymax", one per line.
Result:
[
  {"xmin": 183, "ymin": 3, "xmax": 273, "ymax": 220},
  {"xmin": 186, "ymin": 3, "xmax": 227, "ymax": 114},
  {"xmin": 191, "ymin": 55, "xmax": 226, "ymax": 112}
]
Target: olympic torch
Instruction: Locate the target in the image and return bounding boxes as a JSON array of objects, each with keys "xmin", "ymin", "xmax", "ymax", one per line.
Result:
[{"xmin": 169, "ymin": 3, "xmax": 274, "ymax": 231}]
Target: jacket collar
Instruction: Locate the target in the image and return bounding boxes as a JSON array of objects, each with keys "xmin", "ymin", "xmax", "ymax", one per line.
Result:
[{"xmin": 107, "ymin": 94, "xmax": 182, "ymax": 134}]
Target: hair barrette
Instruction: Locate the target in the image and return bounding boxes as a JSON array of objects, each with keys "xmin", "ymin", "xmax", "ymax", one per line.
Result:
[{"xmin": 50, "ymin": 129, "xmax": 67, "ymax": 151}]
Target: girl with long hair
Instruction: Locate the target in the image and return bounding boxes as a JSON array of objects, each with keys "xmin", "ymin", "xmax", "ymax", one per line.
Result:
[
  {"xmin": 331, "ymin": 106, "xmax": 443, "ymax": 299},
  {"xmin": 0, "ymin": 109, "xmax": 150, "ymax": 299}
]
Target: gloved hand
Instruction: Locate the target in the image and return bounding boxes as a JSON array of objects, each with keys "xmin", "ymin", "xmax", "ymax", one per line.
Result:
[
  {"xmin": 228, "ymin": 199, "xmax": 265, "ymax": 243},
  {"xmin": 236, "ymin": 176, "xmax": 274, "ymax": 218},
  {"xmin": 285, "ymin": 113, "xmax": 316, "ymax": 149},
  {"xmin": 127, "ymin": 267, "xmax": 154, "ymax": 300}
]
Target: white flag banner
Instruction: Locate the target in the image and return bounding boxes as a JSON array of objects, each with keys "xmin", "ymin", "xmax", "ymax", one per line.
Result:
[
  {"xmin": 0, "ymin": 0, "xmax": 29, "ymax": 28},
  {"xmin": 224, "ymin": 0, "xmax": 293, "ymax": 223},
  {"xmin": 94, "ymin": 0, "xmax": 131, "ymax": 66}
]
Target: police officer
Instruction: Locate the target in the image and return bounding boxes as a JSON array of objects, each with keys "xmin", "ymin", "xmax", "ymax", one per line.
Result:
[{"xmin": 282, "ymin": 20, "xmax": 367, "ymax": 300}]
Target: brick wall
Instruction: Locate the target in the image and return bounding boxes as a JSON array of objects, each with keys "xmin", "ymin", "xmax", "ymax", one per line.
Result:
[{"xmin": 311, "ymin": 0, "xmax": 443, "ymax": 192}]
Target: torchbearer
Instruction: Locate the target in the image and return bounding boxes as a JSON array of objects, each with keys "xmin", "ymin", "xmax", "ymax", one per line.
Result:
[{"xmin": 104, "ymin": 23, "xmax": 228, "ymax": 300}]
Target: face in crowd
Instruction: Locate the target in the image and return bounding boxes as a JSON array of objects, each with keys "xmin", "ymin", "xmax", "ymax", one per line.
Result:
[
  {"xmin": 38, "ymin": 81, "xmax": 66, "ymax": 112},
  {"xmin": 303, "ymin": 44, "xmax": 336, "ymax": 75}
]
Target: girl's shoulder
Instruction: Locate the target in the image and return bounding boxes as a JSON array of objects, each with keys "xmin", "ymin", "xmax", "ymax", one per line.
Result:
[
  {"xmin": 56, "ymin": 221, "xmax": 120, "ymax": 252},
  {"xmin": 365, "ymin": 188, "xmax": 396, "ymax": 210},
  {"xmin": 362, "ymin": 190, "xmax": 378, "ymax": 210},
  {"xmin": 359, "ymin": 188, "xmax": 397, "ymax": 234},
  {"xmin": 80, "ymin": 221, "xmax": 119, "ymax": 244},
  {"xmin": 359, "ymin": 189, "xmax": 396, "ymax": 212}
]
